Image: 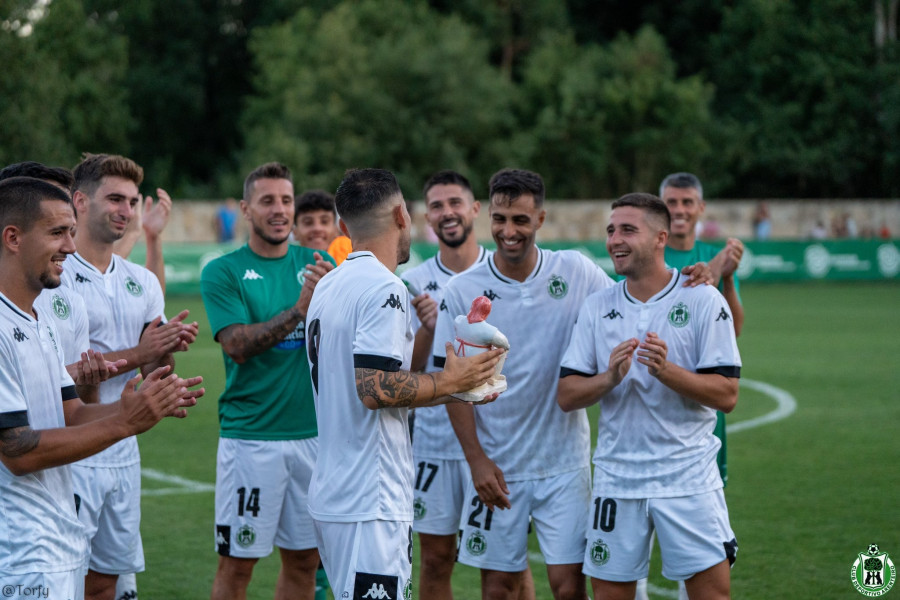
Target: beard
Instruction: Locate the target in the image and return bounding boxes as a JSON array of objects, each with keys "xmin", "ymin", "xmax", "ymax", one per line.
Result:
[{"xmin": 251, "ymin": 221, "xmax": 291, "ymax": 246}]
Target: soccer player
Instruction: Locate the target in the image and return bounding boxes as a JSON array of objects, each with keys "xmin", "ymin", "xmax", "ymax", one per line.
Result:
[
  {"xmin": 0, "ymin": 176, "xmax": 200, "ymax": 600},
  {"xmin": 304, "ymin": 168, "xmax": 503, "ymax": 600},
  {"xmin": 63, "ymin": 153, "xmax": 199, "ymax": 600},
  {"xmin": 433, "ymin": 168, "xmax": 614, "ymax": 600},
  {"xmin": 401, "ymin": 170, "xmax": 496, "ymax": 600},
  {"xmin": 293, "ymin": 189, "xmax": 352, "ymax": 265},
  {"xmin": 112, "ymin": 186, "xmax": 172, "ymax": 293},
  {"xmin": 558, "ymin": 193, "xmax": 741, "ymax": 600},
  {"xmin": 202, "ymin": 163, "xmax": 334, "ymax": 600}
]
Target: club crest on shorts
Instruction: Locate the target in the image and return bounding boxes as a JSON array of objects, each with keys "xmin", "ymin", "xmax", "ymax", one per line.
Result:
[
  {"xmin": 413, "ymin": 497, "xmax": 426, "ymax": 520},
  {"xmin": 851, "ymin": 543, "xmax": 896, "ymax": 596},
  {"xmin": 52, "ymin": 293, "xmax": 70, "ymax": 320},
  {"xmin": 466, "ymin": 530, "xmax": 487, "ymax": 556},
  {"xmin": 590, "ymin": 538, "xmax": 610, "ymax": 566},
  {"xmin": 547, "ymin": 274, "xmax": 568, "ymax": 299},
  {"xmin": 124, "ymin": 276, "xmax": 144, "ymax": 297},
  {"xmin": 235, "ymin": 524, "xmax": 256, "ymax": 548},
  {"xmin": 668, "ymin": 302, "xmax": 690, "ymax": 327}
]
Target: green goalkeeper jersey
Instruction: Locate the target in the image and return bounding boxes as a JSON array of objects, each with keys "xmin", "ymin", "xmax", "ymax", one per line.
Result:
[
  {"xmin": 665, "ymin": 241, "xmax": 740, "ymax": 486},
  {"xmin": 201, "ymin": 244, "xmax": 334, "ymax": 440}
]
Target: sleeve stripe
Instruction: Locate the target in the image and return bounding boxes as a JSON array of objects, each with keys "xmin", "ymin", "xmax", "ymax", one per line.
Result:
[
  {"xmin": 0, "ymin": 410, "xmax": 29, "ymax": 429},
  {"xmin": 560, "ymin": 367, "xmax": 594, "ymax": 379},
  {"xmin": 698, "ymin": 366, "xmax": 741, "ymax": 378},
  {"xmin": 354, "ymin": 354, "xmax": 402, "ymax": 372},
  {"xmin": 433, "ymin": 356, "xmax": 446, "ymax": 369},
  {"xmin": 61, "ymin": 385, "xmax": 78, "ymax": 401}
]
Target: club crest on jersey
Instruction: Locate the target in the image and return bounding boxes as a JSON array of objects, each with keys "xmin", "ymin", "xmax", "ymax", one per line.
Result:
[
  {"xmin": 413, "ymin": 497, "xmax": 426, "ymax": 520},
  {"xmin": 590, "ymin": 538, "xmax": 611, "ymax": 566},
  {"xmin": 52, "ymin": 293, "xmax": 70, "ymax": 320},
  {"xmin": 852, "ymin": 543, "xmax": 896, "ymax": 597},
  {"xmin": 466, "ymin": 530, "xmax": 487, "ymax": 556},
  {"xmin": 668, "ymin": 302, "xmax": 690, "ymax": 328},
  {"xmin": 547, "ymin": 274, "xmax": 568, "ymax": 299},
  {"xmin": 235, "ymin": 524, "xmax": 256, "ymax": 548},
  {"xmin": 124, "ymin": 277, "xmax": 144, "ymax": 297}
]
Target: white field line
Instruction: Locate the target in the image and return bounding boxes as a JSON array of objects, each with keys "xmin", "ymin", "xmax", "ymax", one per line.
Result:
[{"xmin": 141, "ymin": 467, "xmax": 215, "ymax": 496}]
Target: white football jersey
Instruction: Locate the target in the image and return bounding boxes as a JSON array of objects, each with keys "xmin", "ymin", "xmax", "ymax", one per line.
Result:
[
  {"xmin": 433, "ymin": 249, "xmax": 614, "ymax": 481},
  {"xmin": 306, "ymin": 252, "xmax": 415, "ymax": 522},
  {"xmin": 0, "ymin": 292, "xmax": 87, "ymax": 575},
  {"xmin": 61, "ymin": 252, "xmax": 166, "ymax": 467},
  {"xmin": 34, "ymin": 285, "xmax": 89, "ymax": 366},
  {"xmin": 402, "ymin": 247, "xmax": 489, "ymax": 460},
  {"xmin": 560, "ymin": 269, "xmax": 742, "ymax": 498}
]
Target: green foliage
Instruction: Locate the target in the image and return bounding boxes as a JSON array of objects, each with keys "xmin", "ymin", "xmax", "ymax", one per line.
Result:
[
  {"xmin": 238, "ymin": 0, "xmax": 516, "ymax": 197},
  {"xmin": 517, "ymin": 26, "xmax": 714, "ymax": 197}
]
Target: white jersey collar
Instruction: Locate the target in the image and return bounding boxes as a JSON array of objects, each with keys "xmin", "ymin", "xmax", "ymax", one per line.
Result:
[
  {"xmin": 487, "ymin": 246, "xmax": 544, "ymax": 284},
  {"xmin": 623, "ymin": 268, "xmax": 681, "ymax": 305}
]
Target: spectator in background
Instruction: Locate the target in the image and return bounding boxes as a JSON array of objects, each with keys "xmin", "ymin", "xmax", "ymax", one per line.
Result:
[
  {"xmin": 752, "ymin": 201, "xmax": 771, "ymax": 240},
  {"xmin": 293, "ymin": 189, "xmax": 353, "ymax": 265},
  {"xmin": 216, "ymin": 198, "xmax": 239, "ymax": 243},
  {"xmin": 809, "ymin": 220, "xmax": 828, "ymax": 240}
]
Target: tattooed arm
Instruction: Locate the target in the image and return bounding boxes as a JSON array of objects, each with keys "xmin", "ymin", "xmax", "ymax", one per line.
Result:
[{"xmin": 354, "ymin": 343, "xmax": 505, "ymax": 410}]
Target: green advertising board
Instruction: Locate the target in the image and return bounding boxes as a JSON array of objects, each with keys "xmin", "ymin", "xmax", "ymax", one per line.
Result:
[{"xmin": 130, "ymin": 239, "xmax": 900, "ymax": 296}]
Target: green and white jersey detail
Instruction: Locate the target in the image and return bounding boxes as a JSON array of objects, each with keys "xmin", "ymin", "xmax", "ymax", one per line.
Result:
[
  {"xmin": 0, "ymin": 291, "xmax": 86, "ymax": 575},
  {"xmin": 34, "ymin": 285, "xmax": 89, "ymax": 366},
  {"xmin": 306, "ymin": 252, "xmax": 414, "ymax": 523},
  {"xmin": 433, "ymin": 248, "xmax": 614, "ymax": 481},
  {"xmin": 62, "ymin": 252, "xmax": 166, "ymax": 467},
  {"xmin": 402, "ymin": 247, "xmax": 489, "ymax": 461},
  {"xmin": 201, "ymin": 244, "xmax": 331, "ymax": 441},
  {"xmin": 561, "ymin": 269, "xmax": 741, "ymax": 498}
]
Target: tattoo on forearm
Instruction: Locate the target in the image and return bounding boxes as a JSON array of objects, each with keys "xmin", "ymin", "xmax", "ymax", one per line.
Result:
[
  {"xmin": 355, "ymin": 368, "xmax": 421, "ymax": 408},
  {"xmin": 224, "ymin": 306, "xmax": 303, "ymax": 358},
  {"xmin": 0, "ymin": 427, "xmax": 40, "ymax": 458}
]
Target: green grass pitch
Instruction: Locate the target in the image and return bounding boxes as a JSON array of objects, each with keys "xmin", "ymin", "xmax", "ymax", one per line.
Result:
[{"xmin": 135, "ymin": 281, "xmax": 900, "ymax": 599}]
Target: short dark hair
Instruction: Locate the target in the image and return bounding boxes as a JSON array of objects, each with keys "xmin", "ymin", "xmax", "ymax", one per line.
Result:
[
  {"xmin": 334, "ymin": 168, "xmax": 402, "ymax": 223},
  {"xmin": 73, "ymin": 153, "xmax": 143, "ymax": 197},
  {"xmin": 294, "ymin": 189, "xmax": 336, "ymax": 221},
  {"xmin": 423, "ymin": 170, "xmax": 473, "ymax": 197},
  {"xmin": 659, "ymin": 172, "xmax": 703, "ymax": 200},
  {"xmin": 243, "ymin": 162, "xmax": 292, "ymax": 201},
  {"xmin": 611, "ymin": 192, "xmax": 671, "ymax": 232},
  {"xmin": 0, "ymin": 177, "xmax": 73, "ymax": 235},
  {"xmin": 488, "ymin": 168, "xmax": 544, "ymax": 208},
  {"xmin": 0, "ymin": 162, "xmax": 74, "ymax": 192}
]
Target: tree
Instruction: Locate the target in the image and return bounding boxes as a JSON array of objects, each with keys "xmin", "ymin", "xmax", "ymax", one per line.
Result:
[{"xmin": 238, "ymin": 0, "xmax": 516, "ymax": 198}]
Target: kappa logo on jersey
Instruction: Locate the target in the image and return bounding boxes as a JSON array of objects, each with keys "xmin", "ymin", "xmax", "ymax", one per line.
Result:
[
  {"xmin": 715, "ymin": 307, "xmax": 730, "ymax": 322},
  {"xmin": 547, "ymin": 274, "xmax": 569, "ymax": 299},
  {"xmin": 483, "ymin": 290, "xmax": 500, "ymax": 301},
  {"xmin": 603, "ymin": 309, "xmax": 623, "ymax": 320},
  {"xmin": 12, "ymin": 327, "xmax": 27, "ymax": 342},
  {"xmin": 381, "ymin": 293, "xmax": 405, "ymax": 312},
  {"xmin": 242, "ymin": 269, "xmax": 263, "ymax": 281},
  {"xmin": 215, "ymin": 525, "xmax": 231, "ymax": 556},
  {"xmin": 424, "ymin": 281, "xmax": 439, "ymax": 292},
  {"xmin": 354, "ymin": 572, "xmax": 398, "ymax": 600},
  {"xmin": 124, "ymin": 276, "xmax": 144, "ymax": 297},
  {"xmin": 52, "ymin": 293, "xmax": 70, "ymax": 320},
  {"xmin": 668, "ymin": 302, "xmax": 690, "ymax": 328},
  {"xmin": 75, "ymin": 272, "xmax": 91, "ymax": 283}
]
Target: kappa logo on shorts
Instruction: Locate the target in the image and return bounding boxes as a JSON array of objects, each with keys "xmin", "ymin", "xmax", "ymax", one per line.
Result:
[
  {"xmin": 215, "ymin": 525, "xmax": 231, "ymax": 556},
  {"xmin": 235, "ymin": 524, "xmax": 256, "ymax": 548},
  {"xmin": 413, "ymin": 497, "xmax": 426, "ymax": 520},
  {"xmin": 52, "ymin": 293, "xmax": 70, "ymax": 320},
  {"xmin": 851, "ymin": 543, "xmax": 896, "ymax": 596},
  {"xmin": 590, "ymin": 538, "xmax": 611, "ymax": 566},
  {"xmin": 124, "ymin": 276, "xmax": 144, "ymax": 297},
  {"xmin": 466, "ymin": 530, "xmax": 487, "ymax": 556},
  {"xmin": 354, "ymin": 572, "xmax": 399, "ymax": 600},
  {"xmin": 547, "ymin": 274, "xmax": 568, "ymax": 299},
  {"xmin": 668, "ymin": 302, "xmax": 690, "ymax": 328}
]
